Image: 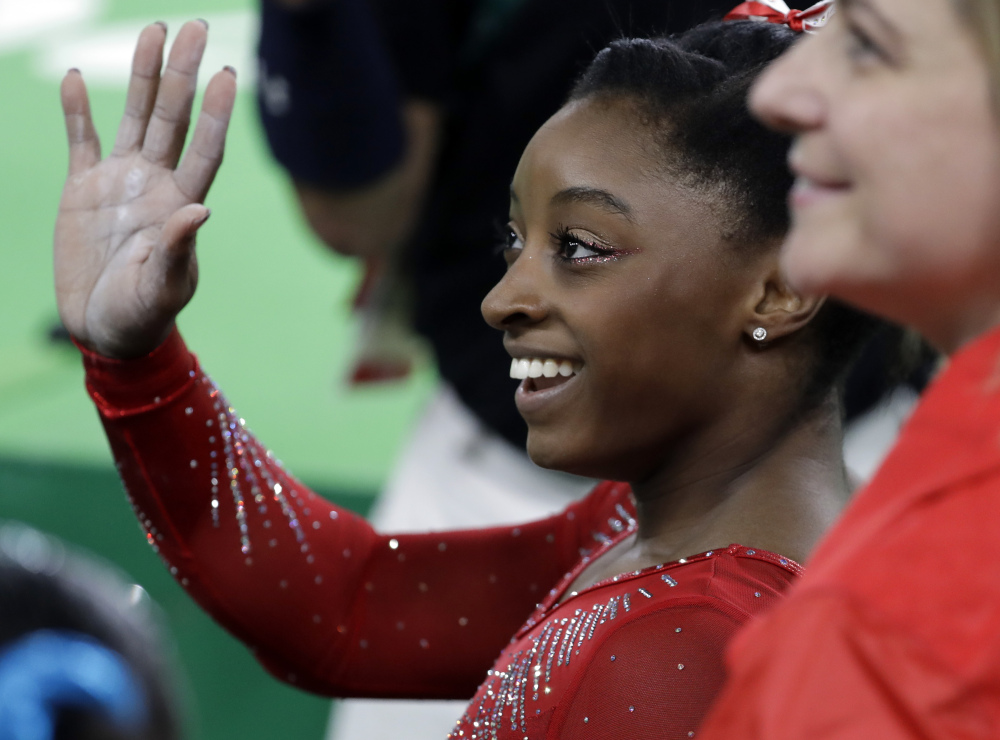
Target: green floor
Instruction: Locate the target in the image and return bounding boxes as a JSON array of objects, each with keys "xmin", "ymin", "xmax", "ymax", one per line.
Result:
[{"xmin": 0, "ymin": 2, "xmax": 435, "ymax": 737}]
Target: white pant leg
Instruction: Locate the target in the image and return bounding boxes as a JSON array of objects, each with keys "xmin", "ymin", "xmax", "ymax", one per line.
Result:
[{"xmin": 325, "ymin": 385, "xmax": 593, "ymax": 740}]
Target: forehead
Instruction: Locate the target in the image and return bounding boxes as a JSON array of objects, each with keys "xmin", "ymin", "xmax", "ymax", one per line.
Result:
[
  {"xmin": 514, "ymin": 99, "xmax": 682, "ymax": 213},
  {"xmin": 512, "ymin": 97, "xmax": 733, "ymax": 252},
  {"xmin": 841, "ymin": 0, "xmax": 977, "ymax": 53},
  {"xmin": 523, "ymin": 99, "xmax": 664, "ymax": 177}
]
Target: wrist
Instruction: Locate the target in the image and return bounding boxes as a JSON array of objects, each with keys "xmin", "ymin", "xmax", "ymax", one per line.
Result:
[{"xmin": 79, "ymin": 327, "xmax": 200, "ymax": 419}]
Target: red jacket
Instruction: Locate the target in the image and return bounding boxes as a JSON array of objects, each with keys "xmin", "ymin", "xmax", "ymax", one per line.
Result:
[{"xmin": 699, "ymin": 327, "xmax": 1000, "ymax": 739}]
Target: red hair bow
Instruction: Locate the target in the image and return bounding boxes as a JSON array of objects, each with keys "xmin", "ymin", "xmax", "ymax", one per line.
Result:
[{"xmin": 724, "ymin": 0, "xmax": 835, "ymax": 33}]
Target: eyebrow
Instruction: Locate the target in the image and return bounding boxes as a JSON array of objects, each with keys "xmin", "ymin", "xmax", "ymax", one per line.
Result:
[
  {"xmin": 840, "ymin": 0, "xmax": 903, "ymax": 48},
  {"xmin": 508, "ymin": 184, "xmax": 637, "ymax": 223},
  {"xmin": 552, "ymin": 186, "xmax": 636, "ymax": 223}
]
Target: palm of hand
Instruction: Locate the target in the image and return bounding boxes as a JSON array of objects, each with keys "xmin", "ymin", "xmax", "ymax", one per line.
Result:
[
  {"xmin": 55, "ymin": 20, "xmax": 235, "ymax": 358},
  {"xmin": 56, "ymin": 155, "xmax": 194, "ymax": 356}
]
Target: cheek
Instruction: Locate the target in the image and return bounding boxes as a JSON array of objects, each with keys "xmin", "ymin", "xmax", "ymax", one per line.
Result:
[
  {"xmin": 525, "ymin": 257, "xmax": 740, "ymax": 478},
  {"xmin": 783, "ymin": 85, "xmax": 1000, "ymax": 303},
  {"xmin": 866, "ymin": 103, "xmax": 1000, "ymax": 270},
  {"xmin": 562, "ymin": 282, "xmax": 729, "ymax": 466}
]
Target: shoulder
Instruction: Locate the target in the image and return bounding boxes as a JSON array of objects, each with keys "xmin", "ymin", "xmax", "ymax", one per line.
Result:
[
  {"xmin": 706, "ymin": 586, "xmax": 996, "ymax": 739},
  {"xmin": 548, "ymin": 574, "xmax": 753, "ymax": 739}
]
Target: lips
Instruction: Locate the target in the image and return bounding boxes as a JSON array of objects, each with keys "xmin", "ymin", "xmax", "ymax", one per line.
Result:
[
  {"xmin": 789, "ymin": 175, "xmax": 851, "ymax": 209},
  {"xmin": 508, "ymin": 356, "xmax": 582, "ymax": 414},
  {"xmin": 787, "ymin": 147, "xmax": 851, "ymax": 210}
]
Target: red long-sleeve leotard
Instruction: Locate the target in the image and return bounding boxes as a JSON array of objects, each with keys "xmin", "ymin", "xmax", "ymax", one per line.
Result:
[{"xmin": 82, "ymin": 330, "xmax": 802, "ymax": 739}]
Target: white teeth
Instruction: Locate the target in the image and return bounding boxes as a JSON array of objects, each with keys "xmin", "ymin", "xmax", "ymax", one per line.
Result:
[
  {"xmin": 510, "ymin": 359, "xmax": 531, "ymax": 379},
  {"xmin": 509, "ymin": 357, "xmax": 580, "ymax": 380}
]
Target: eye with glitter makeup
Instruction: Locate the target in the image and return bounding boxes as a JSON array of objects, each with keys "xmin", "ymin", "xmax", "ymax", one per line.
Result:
[
  {"xmin": 496, "ymin": 224, "xmax": 524, "ymax": 265},
  {"xmin": 551, "ymin": 226, "xmax": 625, "ymax": 265}
]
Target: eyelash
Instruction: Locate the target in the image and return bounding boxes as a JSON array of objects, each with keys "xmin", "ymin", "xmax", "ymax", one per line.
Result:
[
  {"xmin": 498, "ymin": 225, "xmax": 626, "ymax": 266},
  {"xmin": 844, "ymin": 17, "xmax": 887, "ymax": 65},
  {"xmin": 549, "ymin": 226, "xmax": 620, "ymax": 264},
  {"xmin": 494, "ymin": 221, "xmax": 516, "ymax": 257}
]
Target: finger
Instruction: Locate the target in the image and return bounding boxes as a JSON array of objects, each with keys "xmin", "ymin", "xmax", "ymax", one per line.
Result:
[
  {"xmin": 111, "ymin": 22, "xmax": 167, "ymax": 156},
  {"xmin": 141, "ymin": 19, "xmax": 208, "ymax": 168},
  {"xmin": 60, "ymin": 70, "xmax": 101, "ymax": 175},
  {"xmin": 174, "ymin": 66, "xmax": 236, "ymax": 201},
  {"xmin": 148, "ymin": 203, "xmax": 210, "ymax": 310}
]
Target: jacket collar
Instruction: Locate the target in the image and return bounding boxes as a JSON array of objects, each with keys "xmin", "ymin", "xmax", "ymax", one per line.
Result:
[{"xmin": 811, "ymin": 325, "xmax": 1000, "ymax": 570}]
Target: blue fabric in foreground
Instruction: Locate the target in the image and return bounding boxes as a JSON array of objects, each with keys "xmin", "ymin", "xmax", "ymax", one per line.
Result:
[{"xmin": 0, "ymin": 630, "xmax": 146, "ymax": 740}]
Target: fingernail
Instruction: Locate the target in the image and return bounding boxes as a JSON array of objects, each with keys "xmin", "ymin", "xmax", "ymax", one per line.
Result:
[
  {"xmin": 67, "ymin": 67, "xmax": 80, "ymax": 75},
  {"xmin": 154, "ymin": 20, "xmax": 167, "ymax": 31},
  {"xmin": 224, "ymin": 65, "xmax": 237, "ymax": 79},
  {"xmin": 197, "ymin": 18, "xmax": 209, "ymax": 29},
  {"xmin": 195, "ymin": 209, "xmax": 211, "ymax": 227}
]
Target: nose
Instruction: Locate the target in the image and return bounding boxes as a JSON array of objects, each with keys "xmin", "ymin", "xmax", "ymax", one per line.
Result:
[
  {"xmin": 749, "ymin": 35, "xmax": 826, "ymax": 134},
  {"xmin": 481, "ymin": 251, "xmax": 549, "ymax": 332}
]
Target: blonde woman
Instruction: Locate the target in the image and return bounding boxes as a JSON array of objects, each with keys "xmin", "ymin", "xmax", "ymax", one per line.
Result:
[{"xmin": 699, "ymin": 0, "xmax": 1000, "ymax": 737}]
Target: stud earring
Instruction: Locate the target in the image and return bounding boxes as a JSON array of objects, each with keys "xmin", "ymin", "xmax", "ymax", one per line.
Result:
[{"xmin": 752, "ymin": 327, "xmax": 768, "ymax": 342}]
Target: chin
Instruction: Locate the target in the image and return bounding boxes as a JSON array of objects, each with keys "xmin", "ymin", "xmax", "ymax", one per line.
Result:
[
  {"xmin": 525, "ymin": 435, "xmax": 571, "ymax": 473},
  {"xmin": 781, "ymin": 232, "xmax": 856, "ymax": 297},
  {"xmin": 781, "ymin": 203, "xmax": 873, "ymax": 295},
  {"xmin": 525, "ymin": 433, "xmax": 626, "ymax": 481}
]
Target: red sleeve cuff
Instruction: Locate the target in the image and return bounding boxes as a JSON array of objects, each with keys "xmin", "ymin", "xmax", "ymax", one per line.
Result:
[{"xmin": 77, "ymin": 328, "xmax": 201, "ymax": 419}]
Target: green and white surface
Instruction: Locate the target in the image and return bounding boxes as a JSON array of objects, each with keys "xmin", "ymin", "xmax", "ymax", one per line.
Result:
[{"xmin": 0, "ymin": 1, "xmax": 435, "ymax": 736}]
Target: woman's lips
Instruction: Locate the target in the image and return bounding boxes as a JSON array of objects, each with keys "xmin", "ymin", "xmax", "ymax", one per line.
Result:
[
  {"xmin": 789, "ymin": 175, "xmax": 851, "ymax": 209},
  {"xmin": 509, "ymin": 356, "xmax": 582, "ymax": 415}
]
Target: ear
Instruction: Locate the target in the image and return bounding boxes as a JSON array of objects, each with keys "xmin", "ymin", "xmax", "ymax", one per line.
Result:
[{"xmin": 744, "ymin": 269, "xmax": 826, "ymax": 344}]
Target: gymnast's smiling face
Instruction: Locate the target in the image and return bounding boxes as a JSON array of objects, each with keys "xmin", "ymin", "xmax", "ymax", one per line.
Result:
[{"xmin": 481, "ymin": 96, "xmax": 775, "ymax": 482}]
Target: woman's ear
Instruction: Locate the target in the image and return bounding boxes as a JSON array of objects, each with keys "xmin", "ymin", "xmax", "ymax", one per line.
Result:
[{"xmin": 744, "ymin": 269, "xmax": 826, "ymax": 344}]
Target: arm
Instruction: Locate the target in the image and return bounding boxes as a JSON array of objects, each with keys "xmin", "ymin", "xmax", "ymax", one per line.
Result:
[
  {"xmin": 83, "ymin": 330, "xmax": 593, "ymax": 697},
  {"xmin": 52, "ymin": 22, "xmax": 594, "ymax": 698}
]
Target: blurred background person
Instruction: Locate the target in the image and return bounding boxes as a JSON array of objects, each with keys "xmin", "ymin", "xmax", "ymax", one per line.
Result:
[{"xmin": 0, "ymin": 521, "xmax": 183, "ymax": 740}]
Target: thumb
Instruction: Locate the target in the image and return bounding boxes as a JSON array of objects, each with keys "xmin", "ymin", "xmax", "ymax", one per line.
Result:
[
  {"xmin": 158, "ymin": 203, "xmax": 210, "ymax": 268},
  {"xmin": 147, "ymin": 203, "xmax": 210, "ymax": 313}
]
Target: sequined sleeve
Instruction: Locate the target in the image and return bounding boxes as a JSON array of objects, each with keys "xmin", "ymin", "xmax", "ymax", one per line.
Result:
[{"xmin": 80, "ymin": 330, "xmax": 618, "ymax": 698}]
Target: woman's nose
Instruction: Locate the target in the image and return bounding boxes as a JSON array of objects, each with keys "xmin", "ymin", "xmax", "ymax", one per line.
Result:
[
  {"xmin": 750, "ymin": 35, "xmax": 826, "ymax": 134},
  {"xmin": 481, "ymin": 251, "xmax": 549, "ymax": 332}
]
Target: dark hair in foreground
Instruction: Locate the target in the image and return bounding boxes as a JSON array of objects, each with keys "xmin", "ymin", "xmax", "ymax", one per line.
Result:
[
  {"xmin": 0, "ymin": 524, "xmax": 183, "ymax": 740},
  {"xmin": 570, "ymin": 21, "xmax": 885, "ymax": 412}
]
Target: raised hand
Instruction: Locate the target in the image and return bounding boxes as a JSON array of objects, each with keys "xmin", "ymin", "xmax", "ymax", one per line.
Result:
[{"xmin": 55, "ymin": 20, "xmax": 237, "ymax": 358}]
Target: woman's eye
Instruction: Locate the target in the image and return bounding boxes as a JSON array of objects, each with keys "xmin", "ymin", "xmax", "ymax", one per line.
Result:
[
  {"xmin": 553, "ymin": 229, "xmax": 617, "ymax": 263},
  {"xmin": 844, "ymin": 20, "xmax": 887, "ymax": 66},
  {"xmin": 560, "ymin": 238, "xmax": 603, "ymax": 260},
  {"xmin": 498, "ymin": 228, "xmax": 524, "ymax": 266}
]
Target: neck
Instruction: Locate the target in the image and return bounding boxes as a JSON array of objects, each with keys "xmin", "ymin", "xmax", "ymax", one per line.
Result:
[
  {"xmin": 920, "ymin": 298, "xmax": 1000, "ymax": 356},
  {"xmin": 889, "ymin": 262, "xmax": 1000, "ymax": 355},
  {"xmin": 626, "ymin": 392, "xmax": 850, "ymax": 565}
]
